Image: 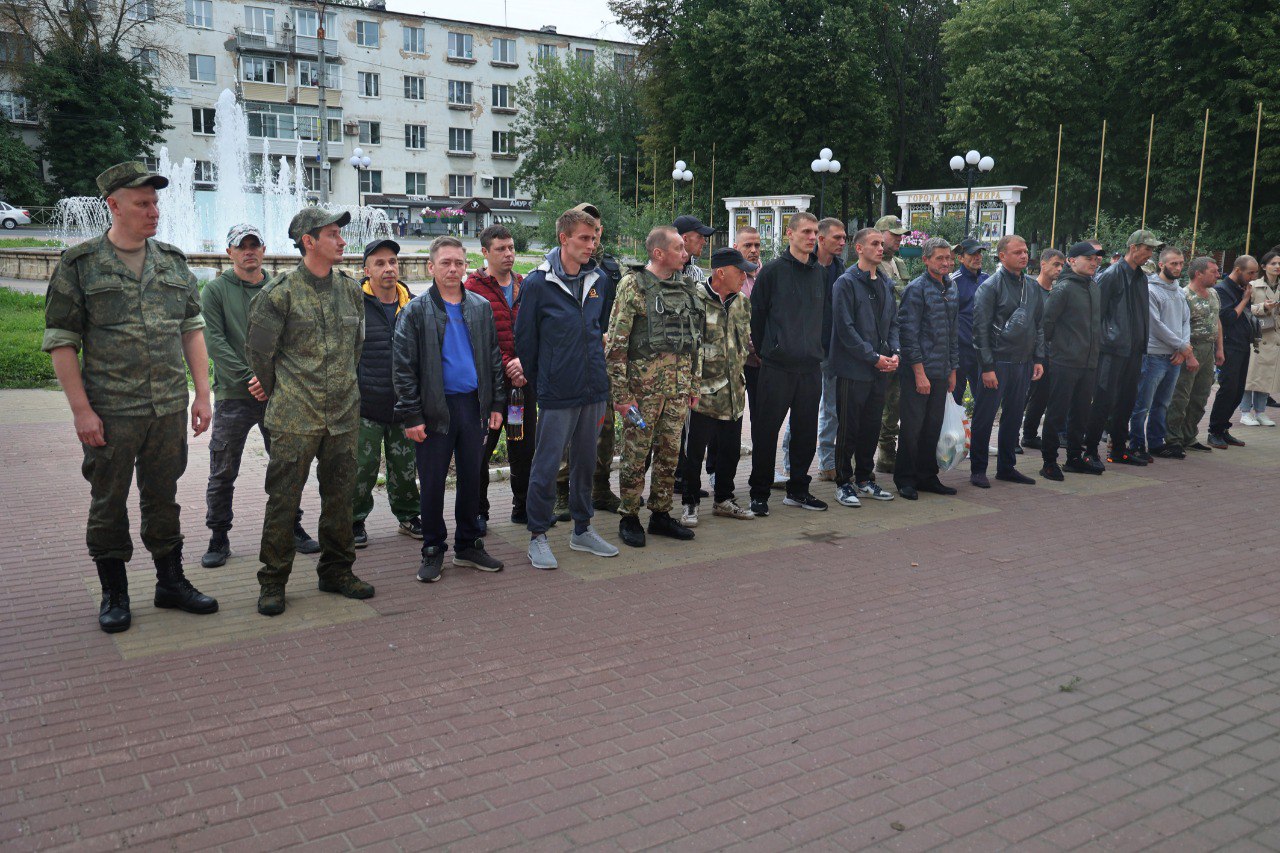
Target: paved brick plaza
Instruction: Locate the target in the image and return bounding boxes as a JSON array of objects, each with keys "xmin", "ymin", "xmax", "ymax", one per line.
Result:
[{"xmin": 2, "ymin": 387, "xmax": 1277, "ymax": 850}]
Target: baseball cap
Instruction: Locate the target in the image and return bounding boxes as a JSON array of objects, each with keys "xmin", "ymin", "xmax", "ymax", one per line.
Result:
[
  {"xmin": 674, "ymin": 215, "xmax": 715, "ymax": 236},
  {"xmin": 96, "ymin": 161, "xmax": 169, "ymax": 197},
  {"xmin": 954, "ymin": 237, "xmax": 985, "ymax": 255},
  {"xmin": 288, "ymin": 207, "xmax": 352, "ymax": 243},
  {"xmin": 362, "ymin": 238, "xmax": 401, "ymax": 263},
  {"xmin": 571, "ymin": 202, "xmax": 601, "ymax": 219},
  {"xmin": 1068, "ymin": 241, "xmax": 1106, "ymax": 258},
  {"xmin": 874, "ymin": 214, "xmax": 909, "ymax": 235},
  {"xmin": 1128, "ymin": 229, "xmax": 1163, "ymax": 249},
  {"xmin": 226, "ymin": 223, "xmax": 264, "ymax": 248},
  {"xmin": 710, "ymin": 247, "xmax": 759, "ymax": 273}
]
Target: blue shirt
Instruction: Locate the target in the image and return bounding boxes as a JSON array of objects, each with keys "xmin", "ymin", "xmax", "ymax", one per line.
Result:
[
  {"xmin": 951, "ymin": 265, "xmax": 989, "ymax": 348},
  {"xmin": 441, "ymin": 300, "xmax": 478, "ymax": 395},
  {"xmin": 500, "ymin": 280, "xmax": 515, "ymax": 308}
]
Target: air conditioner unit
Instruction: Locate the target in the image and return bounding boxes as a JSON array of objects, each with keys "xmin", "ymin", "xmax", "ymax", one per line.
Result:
[
  {"xmin": 343, "ymin": 121, "xmax": 359, "ymax": 135},
  {"xmin": 479, "ymin": 175, "xmax": 493, "ymax": 185}
]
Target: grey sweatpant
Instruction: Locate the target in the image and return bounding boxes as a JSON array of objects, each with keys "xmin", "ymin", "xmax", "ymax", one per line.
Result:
[{"xmin": 526, "ymin": 401, "xmax": 609, "ymax": 536}]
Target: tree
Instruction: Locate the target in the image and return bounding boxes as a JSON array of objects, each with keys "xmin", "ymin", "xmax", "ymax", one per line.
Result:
[
  {"xmin": 531, "ymin": 154, "xmax": 665, "ymax": 259},
  {"xmin": 0, "ymin": 119, "xmax": 49, "ymax": 204}
]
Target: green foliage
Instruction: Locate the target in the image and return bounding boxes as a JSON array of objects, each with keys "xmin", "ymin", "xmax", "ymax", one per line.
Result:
[
  {"xmin": 0, "ymin": 119, "xmax": 49, "ymax": 205},
  {"xmin": 0, "ymin": 237, "xmax": 61, "ymax": 247},
  {"xmin": 510, "ymin": 224, "xmax": 534, "ymax": 254},
  {"xmin": 0, "ymin": 287, "xmax": 56, "ymax": 388},
  {"xmin": 531, "ymin": 155, "xmax": 661, "ymax": 258}
]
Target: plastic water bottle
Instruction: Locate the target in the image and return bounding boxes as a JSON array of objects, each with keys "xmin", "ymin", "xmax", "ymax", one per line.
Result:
[
  {"xmin": 507, "ymin": 387, "xmax": 524, "ymax": 441},
  {"xmin": 626, "ymin": 405, "xmax": 647, "ymax": 429}
]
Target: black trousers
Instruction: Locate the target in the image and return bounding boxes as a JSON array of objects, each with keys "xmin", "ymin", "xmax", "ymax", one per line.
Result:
[
  {"xmin": 415, "ymin": 393, "xmax": 485, "ymax": 553},
  {"xmin": 748, "ymin": 364, "xmax": 821, "ymax": 501},
  {"xmin": 1022, "ymin": 363, "xmax": 1052, "ymax": 441},
  {"xmin": 1208, "ymin": 346, "xmax": 1251, "ymax": 435},
  {"xmin": 1085, "ymin": 353, "xmax": 1143, "ymax": 454},
  {"xmin": 682, "ymin": 411, "xmax": 743, "ymax": 506},
  {"xmin": 481, "ymin": 384, "xmax": 537, "ymax": 517},
  {"xmin": 895, "ymin": 373, "xmax": 947, "ymax": 488},
  {"xmin": 744, "ymin": 364, "xmax": 760, "ymax": 423},
  {"xmin": 1041, "ymin": 364, "xmax": 1095, "ymax": 464},
  {"xmin": 834, "ymin": 375, "xmax": 887, "ymax": 487}
]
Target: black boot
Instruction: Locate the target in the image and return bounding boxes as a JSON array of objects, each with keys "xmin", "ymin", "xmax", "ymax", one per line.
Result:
[
  {"xmin": 154, "ymin": 551, "xmax": 219, "ymax": 614},
  {"xmin": 95, "ymin": 559, "xmax": 131, "ymax": 634},
  {"xmin": 201, "ymin": 530, "xmax": 230, "ymax": 568},
  {"xmin": 618, "ymin": 514, "xmax": 646, "ymax": 548},
  {"xmin": 647, "ymin": 511, "xmax": 695, "ymax": 540},
  {"xmin": 293, "ymin": 521, "xmax": 321, "ymax": 554}
]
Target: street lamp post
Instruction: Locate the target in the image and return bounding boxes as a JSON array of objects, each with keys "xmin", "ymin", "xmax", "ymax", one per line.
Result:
[
  {"xmin": 671, "ymin": 159, "xmax": 692, "ymax": 213},
  {"xmin": 809, "ymin": 148, "xmax": 841, "ymax": 219},
  {"xmin": 949, "ymin": 149, "xmax": 995, "ymax": 239},
  {"xmin": 350, "ymin": 148, "xmax": 372, "ymax": 208}
]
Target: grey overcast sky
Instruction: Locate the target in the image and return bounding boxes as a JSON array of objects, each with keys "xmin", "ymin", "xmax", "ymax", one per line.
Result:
[{"xmin": 390, "ymin": 0, "xmax": 632, "ymax": 42}]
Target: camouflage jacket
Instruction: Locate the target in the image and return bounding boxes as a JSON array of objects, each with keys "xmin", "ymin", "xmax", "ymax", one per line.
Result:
[
  {"xmin": 692, "ymin": 281, "xmax": 751, "ymax": 421},
  {"xmin": 1185, "ymin": 286, "xmax": 1221, "ymax": 345},
  {"xmin": 605, "ymin": 266, "xmax": 702, "ymax": 401},
  {"xmin": 43, "ymin": 233, "xmax": 205, "ymax": 418},
  {"xmin": 246, "ymin": 263, "xmax": 365, "ymax": 436},
  {"xmin": 879, "ymin": 254, "xmax": 911, "ymax": 298}
]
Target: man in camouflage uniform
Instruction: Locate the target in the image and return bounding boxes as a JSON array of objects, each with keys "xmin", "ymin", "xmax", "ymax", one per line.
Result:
[
  {"xmin": 1165, "ymin": 256, "xmax": 1225, "ymax": 455},
  {"xmin": 606, "ymin": 225, "xmax": 702, "ymax": 548},
  {"xmin": 875, "ymin": 214, "xmax": 912, "ymax": 474},
  {"xmin": 245, "ymin": 208, "xmax": 374, "ymax": 616},
  {"xmin": 43, "ymin": 161, "xmax": 218, "ymax": 633}
]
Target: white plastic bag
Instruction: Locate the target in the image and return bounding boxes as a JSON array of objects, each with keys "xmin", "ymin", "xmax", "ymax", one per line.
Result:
[{"xmin": 937, "ymin": 395, "xmax": 970, "ymax": 472}]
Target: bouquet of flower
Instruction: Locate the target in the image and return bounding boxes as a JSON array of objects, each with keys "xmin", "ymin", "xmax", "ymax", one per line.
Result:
[{"xmin": 900, "ymin": 229, "xmax": 930, "ymax": 247}]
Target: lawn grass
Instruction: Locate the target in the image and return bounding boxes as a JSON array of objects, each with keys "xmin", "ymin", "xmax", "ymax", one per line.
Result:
[
  {"xmin": 0, "ymin": 237, "xmax": 62, "ymax": 249},
  {"xmin": 0, "ymin": 287, "xmax": 56, "ymax": 388}
]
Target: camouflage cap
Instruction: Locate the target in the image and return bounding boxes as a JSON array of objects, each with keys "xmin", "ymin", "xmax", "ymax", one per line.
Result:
[
  {"xmin": 874, "ymin": 214, "xmax": 909, "ymax": 235},
  {"xmin": 226, "ymin": 223, "xmax": 264, "ymax": 248},
  {"xmin": 1128, "ymin": 229, "xmax": 1163, "ymax": 249},
  {"xmin": 96, "ymin": 161, "xmax": 169, "ymax": 197},
  {"xmin": 287, "ymin": 207, "xmax": 352, "ymax": 243},
  {"xmin": 572, "ymin": 202, "xmax": 601, "ymax": 219}
]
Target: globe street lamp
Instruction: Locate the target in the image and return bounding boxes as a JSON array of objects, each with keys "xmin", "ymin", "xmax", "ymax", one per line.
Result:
[
  {"xmin": 810, "ymin": 147, "xmax": 841, "ymax": 218},
  {"xmin": 350, "ymin": 148, "xmax": 373, "ymax": 208},
  {"xmin": 949, "ymin": 149, "xmax": 994, "ymax": 239},
  {"xmin": 671, "ymin": 159, "xmax": 692, "ymax": 212}
]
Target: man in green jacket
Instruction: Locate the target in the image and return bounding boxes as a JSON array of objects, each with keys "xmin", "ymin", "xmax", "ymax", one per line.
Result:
[{"xmin": 200, "ymin": 224, "xmax": 319, "ymax": 568}]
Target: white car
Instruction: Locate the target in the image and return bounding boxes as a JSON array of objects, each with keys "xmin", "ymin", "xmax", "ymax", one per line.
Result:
[{"xmin": 0, "ymin": 201, "xmax": 30, "ymax": 229}]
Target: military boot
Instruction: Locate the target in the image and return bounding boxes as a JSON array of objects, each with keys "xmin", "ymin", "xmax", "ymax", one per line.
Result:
[
  {"xmin": 201, "ymin": 530, "xmax": 230, "ymax": 568},
  {"xmin": 553, "ymin": 486, "xmax": 572, "ymax": 522},
  {"xmin": 154, "ymin": 551, "xmax": 219, "ymax": 614},
  {"xmin": 318, "ymin": 568, "xmax": 375, "ymax": 600},
  {"xmin": 592, "ymin": 489, "xmax": 621, "ymax": 513},
  {"xmin": 257, "ymin": 583, "xmax": 286, "ymax": 616},
  {"xmin": 95, "ymin": 559, "xmax": 131, "ymax": 634}
]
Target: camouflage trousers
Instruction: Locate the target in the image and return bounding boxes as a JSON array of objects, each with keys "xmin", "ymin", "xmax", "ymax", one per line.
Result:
[
  {"xmin": 619, "ymin": 394, "xmax": 688, "ymax": 516},
  {"xmin": 1166, "ymin": 340, "xmax": 1217, "ymax": 449},
  {"xmin": 556, "ymin": 409, "xmax": 616, "ymax": 498},
  {"xmin": 353, "ymin": 417, "xmax": 420, "ymax": 523},
  {"xmin": 258, "ymin": 429, "xmax": 357, "ymax": 587},
  {"xmin": 206, "ymin": 398, "xmax": 302, "ymax": 533},
  {"xmin": 81, "ymin": 412, "xmax": 187, "ymax": 563},
  {"xmin": 877, "ymin": 369, "xmax": 902, "ymax": 470}
]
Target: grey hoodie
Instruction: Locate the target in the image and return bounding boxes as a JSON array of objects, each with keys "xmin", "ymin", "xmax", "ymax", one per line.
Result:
[{"xmin": 1147, "ymin": 274, "xmax": 1191, "ymax": 356}]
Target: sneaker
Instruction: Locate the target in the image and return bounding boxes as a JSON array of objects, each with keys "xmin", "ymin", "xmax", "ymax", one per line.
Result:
[
  {"xmin": 835, "ymin": 484, "xmax": 862, "ymax": 507},
  {"xmin": 771, "ymin": 470, "xmax": 789, "ymax": 490},
  {"xmin": 680, "ymin": 504, "xmax": 699, "ymax": 527},
  {"xmin": 201, "ymin": 531, "xmax": 230, "ymax": 568},
  {"xmin": 1039, "ymin": 462, "xmax": 1065, "ymax": 481},
  {"xmin": 1259, "ymin": 413, "xmax": 1277, "ymax": 427},
  {"xmin": 648, "ymin": 511, "xmax": 695, "ymax": 540},
  {"xmin": 712, "ymin": 499, "xmax": 756, "ymax": 520},
  {"xmin": 398, "ymin": 517, "xmax": 423, "ymax": 539},
  {"xmin": 1223, "ymin": 431, "xmax": 1246, "ymax": 447},
  {"xmin": 1021, "ymin": 435, "xmax": 1043, "ymax": 450},
  {"xmin": 294, "ymin": 522, "xmax": 321, "ymax": 555},
  {"xmin": 1132, "ymin": 447, "xmax": 1154, "ymax": 463},
  {"xmin": 453, "ymin": 540, "xmax": 503, "ymax": 572},
  {"xmin": 1207, "ymin": 433, "xmax": 1229, "ymax": 449},
  {"xmin": 618, "ymin": 514, "xmax": 646, "ymax": 547},
  {"xmin": 527, "ymin": 534, "xmax": 558, "ymax": 570},
  {"xmin": 570, "ymin": 526, "xmax": 619, "ymax": 557},
  {"xmin": 1241, "ymin": 412, "xmax": 1261, "ymax": 426},
  {"xmin": 1187, "ymin": 441, "xmax": 1213, "ymax": 452},
  {"xmin": 1151, "ymin": 444, "xmax": 1185, "ymax": 459},
  {"xmin": 969, "ymin": 473, "xmax": 991, "ymax": 489},
  {"xmin": 898, "ymin": 484, "xmax": 919, "ymax": 500},
  {"xmin": 917, "ymin": 479, "xmax": 958, "ymax": 496},
  {"xmin": 1107, "ymin": 449, "xmax": 1147, "ymax": 466},
  {"xmin": 416, "ymin": 547, "xmax": 444, "ymax": 583},
  {"xmin": 783, "ymin": 492, "xmax": 828, "ymax": 511},
  {"xmin": 1079, "ymin": 453, "xmax": 1106, "ymax": 474},
  {"xmin": 749, "ymin": 499, "xmax": 770, "ymax": 517},
  {"xmin": 995, "ymin": 469, "xmax": 1037, "ymax": 484},
  {"xmin": 352, "ymin": 521, "xmax": 369, "ymax": 549},
  {"xmin": 855, "ymin": 481, "xmax": 894, "ymax": 502}
]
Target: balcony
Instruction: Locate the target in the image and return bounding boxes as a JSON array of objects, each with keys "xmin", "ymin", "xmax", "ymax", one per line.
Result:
[{"xmin": 229, "ymin": 28, "xmax": 338, "ymax": 58}]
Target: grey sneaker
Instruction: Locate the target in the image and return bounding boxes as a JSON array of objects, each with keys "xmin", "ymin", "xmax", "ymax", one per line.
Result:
[
  {"xmin": 569, "ymin": 526, "xmax": 619, "ymax": 557},
  {"xmin": 712, "ymin": 499, "xmax": 755, "ymax": 520},
  {"xmin": 527, "ymin": 534, "xmax": 558, "ymax": 570}
]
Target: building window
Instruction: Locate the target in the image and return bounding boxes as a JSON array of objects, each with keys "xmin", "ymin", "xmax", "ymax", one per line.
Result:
[
  {"xmin": 575, "ymin": 47, "xmax": 594, "ymax": 64},
  {"xmin": 447, "ymin": 32, "xmax": 472, "ymax": 59},
  {"xmin": 188, "ymin": 54, "xmax": 215, "ymax": 83},
  {"xmin": 448, "ymin": 128, "xmax": 472, "ymax": 153},
  {"xmin": 303, "ymin": 165, "xmax": 333, "ymax": 193},
  {"xmin": 358, "ymin": 71, "xmax": 380, "ymax": 97},
  {"xmin": 448, "ymin": 174, "xmax": 473, "ymax": 198},
  {"xmin": 0, "ymin": 91, "xmax": 36, "ymax": 124},
  {"xmin": 193, "ymin": 160, "xmax": 215, "ymax": 185},
  {"xmin": 296, "ymin": 114, "xmax": 340, "ymax": 142},
  {"xmin": 355, "ymin": 20, "xmax": 378, "ymax": 47},
  {"xmin": 492, "ymin": 37, "xmax": 515, "ymax": 64},
  {"xmin": 403, "ymin": 75, "xmax": 424, "ymax": 100},
  {"xmin": 295, "ymin": 9, "xmax": 336, "ymax": 38},
  {"xmin": 125, "ymin": 0, "xmax": 156, "ymax": 21},
  {"xmin": 405, "ymin": 124, "xmax": 427, "ymax": 149},
  {"xmin": 243, "ymin": 6, "xmax": 274, "ymax": 36},
  {"xmin": 492, "ymin": 131, "xmax": 511, "ymax": 155},
  {"xmin": 447, "ymin": 80, "xmax": 472, "ymax": 106},
  {"xmin": 242, "ymin": 56, "xmax": 285, "ymax": 84},
  {"xmin": 537, "ymin": 43, "xmax": 557, "ymax": 60},
  {"xmin": 493, "ymin": 177, "xmax": 512, "ymax": 199},
  {"xmin": 191, "ymin": 107, "xmax": 216, "ymax": 134},
  {"xmin": 614, "ymin": 52, "xmax": 636, "ymax": 73},
  {"xmin": 298, "ymin": 60, "xmax": 340, "ymax": 88},
  {"xmin": 143, "ymin": 156, "xmax": 161, "ymax": 173},
  {"xmin": 402, "ymin": 25, "xmax": 424, "ymax": 54},
  {"xmin": 185, "ymin": 0, "xmax": 212, "ymax": 29},
  {"xmin": 132, "ymin": 48, "xmax": 160, "ymax": 75},
  {"xmin": 359, "ymin": 170, "xmax": 382, "ymax": 194},
  {"xmin": 358, "ymin": 120, "xmax": 380, "ymax": 145},
  {"xmin": 405, "ymin": 172, "xmax": 427, "ymax": 195},
  {"xmin": 0, "ymin": 33, "xmax": 33, "ymax": 65},
  {"xmin": 491, "ymin": 84, "xmax": 510, "ymax": 110},
  {"xmin": 245, "ymin": 102, "xmax": 343, "ymax": 142}
]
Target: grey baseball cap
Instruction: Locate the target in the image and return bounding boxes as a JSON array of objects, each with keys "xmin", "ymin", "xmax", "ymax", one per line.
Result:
[{"xmin": 226, "ymin": 223, "xmax": 264, "ymax": 248}]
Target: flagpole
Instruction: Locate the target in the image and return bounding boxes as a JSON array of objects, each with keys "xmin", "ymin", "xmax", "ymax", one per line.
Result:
[
  {"xmin": 1191, "ymin": 108, "xmax": 1209, "ymax": 257},
  {"xmin": 1141, "ymin": 114, "xmax": 1154, "ymax": 229},
  {"xmin": 1050, "ymin": 123, "xmax": 1062, "ymax": 247},
  {"xmin": 1245, "ymin": 102, "xmax": 1262, "ymax": 255},
  {"xmin": 1093, "ymin": 119, "xmax": 1106, "ymax": 238}
]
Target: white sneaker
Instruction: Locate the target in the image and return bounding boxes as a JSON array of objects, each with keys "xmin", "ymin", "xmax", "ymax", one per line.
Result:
[
  {"xmin": 569, "ymin": 526, "xmax": 619, "ymax": 557},
  {"xmin": 772, "ymin": 470, "xmax": 789, "ymax": 485},
  {"xmin": 856, "ymin": 481, "xmax": 895, "ymax": 501},
  {"xmin": 712, "ymin": 499, "xmax": 755, "ymax": 520},
  {"xmin": 680, "ymin": 505, "xmax": 699, "ymax": 528},
  {"xmin": 527, "ymin": 534, "xmax": 558, "ymax": 570},
  {"xmin": 1241, "ymin": 412, "xmax": 1261, "ymax": 426},
  {"xmin": 1258, "ymin": 413, "xmax": 1277, "ymax": 427},
  {"xmin": 835, "ymin": 484, "xmax": 862, "ymax": 507}
]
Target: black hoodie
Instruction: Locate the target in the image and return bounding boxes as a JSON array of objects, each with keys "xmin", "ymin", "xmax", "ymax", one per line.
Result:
[{"xmin": 748, "ymin": 249, "xmax": 832, "ymax": 373}]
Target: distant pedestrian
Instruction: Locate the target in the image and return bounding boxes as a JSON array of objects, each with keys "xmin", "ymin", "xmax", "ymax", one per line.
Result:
[
  {"xmin": 1239, "ymin": 252, "xmax": 1280, "ymax": 426},
  {"xmin": 950, "ymin": 237, "xmax": 989, "ymax": 406},
  {"xmin": 1207, "ymin": 255, "xmax": 1258, "ymax": 447},
  {"xmin": 1164, "ymin": 256, "xmax": 1224, "ymax": 455},
  {"xmin": 1129, "ymin": 247, "xmax": 1193, "ymax": 460},
  {"xmin": 1021, "ymin": 249, "xmax": 1064, "ymax": 449}
]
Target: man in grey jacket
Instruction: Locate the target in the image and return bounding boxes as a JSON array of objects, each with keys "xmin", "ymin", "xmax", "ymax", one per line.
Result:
[{"xmin": 1129, "ymin": 246, "xmax": 1194, "ymax": 460}]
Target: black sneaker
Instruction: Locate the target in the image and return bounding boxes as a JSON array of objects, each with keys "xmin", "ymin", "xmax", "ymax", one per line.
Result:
[
  {"xmin": 619, "ymin": 514, "xmax": 646, "ymax": 548},
  {"xmin": 453, "ymin": 540, "xmax": 503, "ymax": 572},
  {"xmin": 417, "ymin": 547, "xmax": 443, "ymax": 583},
  {"xmin": 647, "ymin": 511, "xmax": 695, "ymax": 540},
  {"xmin": 1107, "ymin": 450, "xmax": 1147, "ymax": 466},
  {"xmin": 398, "ymin": 517, "xmax": 423, "ymax": 539},
  {"xmin": 1207, "ymin": 433, "xmax": 1228, "ymax": 449},
  {"xmin": 352, "ymin": 521, "xmax": 369, "ymax": 549},
  {"xmin": 749, "ymin": 499, "xmax": 770, "ymax": 518},
  {"xmin": 201, "ymin": 531, "xmax": 230, "ymax": 568},
  {"xmin": 1151, "ymin": 444, "xmax": 1185, "ymax": 459},
  {"xmin": 294, "ymin": 522, "xmax": 321, "ymax": 554},
  {"xmin": 1223, "ymin": 431, "xmax": 1246, "ymax": 447},
  {"xmin": 1187, "ymin": 441, "xmax": 1213, "ymax": 452},
  {"xmin": 783, "ymin": 493, "xmax": 828, "ymax": 511},
  {"xmin": 1039, "ymin": 462, "xmax": 1064, "ymax": 481}
]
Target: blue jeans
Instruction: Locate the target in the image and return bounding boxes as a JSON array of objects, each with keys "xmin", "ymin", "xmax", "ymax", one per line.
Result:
[
  {"xmin": 782, "ymin": 361, "xmax": 837, "ymax": 472},
  {"xmin": 1129, "ymin": 354, "xmax": 1182, "ymax": 451},
  {"xmin": 1240, "ymin": 390, "xmax": 1269, "ymax": 413},
  {"xmin": 969, "ymin": 361, "xmax": 1032, "ymax": 476}
]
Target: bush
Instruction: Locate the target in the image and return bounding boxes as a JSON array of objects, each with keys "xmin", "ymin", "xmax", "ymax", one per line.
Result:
[
  {"xmin": 510, "ymin": 224, "xmax": 534, "ymax": 253},
  {"xmin": 0, "ymin": 287, "xmax": 56, "ymax": 388}
]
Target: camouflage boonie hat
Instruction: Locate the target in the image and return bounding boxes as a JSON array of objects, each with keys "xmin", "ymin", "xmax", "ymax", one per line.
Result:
[
  {"xmin": 287, "ymin": 207, "xmax": 352, "ymax": 243},
  {"xmin": 874, "ymin": 214, "xmax": 909, "ymax": 235},
  {"xmin": 226, "ymin": 223, "xmax": 264, "ymax": 248},
  {"xmin": 96, "ymin": 161, "xmax": 169, "ymax": 197}
]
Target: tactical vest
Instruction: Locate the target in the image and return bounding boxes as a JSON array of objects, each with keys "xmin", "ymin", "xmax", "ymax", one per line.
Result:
[{"xmin": 630, "ymin": 275, "xmax": 702, "ymax": 360}]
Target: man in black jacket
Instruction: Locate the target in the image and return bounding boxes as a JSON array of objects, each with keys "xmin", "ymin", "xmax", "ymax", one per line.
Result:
[
  {"xmin": 1085, "ymin": 229, "xmax": 1161, "ymax": 465},
  {"xmin": 829, "ymin": 228, "xmax": 900, "ymax": 507},
  {"xmin": 969, "ymin": 234, "xmax": 1044, "ymax": 487},
  {"xmin": 1207, "ymin": 255, "xmax": 1259, "ymax": 448},
  {"xmin": 392, "ymin": 237, "xmax": 505, "ymax": 582},
  {"xmin": 1039, "ymin": 243, "xmax": 1105, "ymax": 479},
  {"xmin": 352, "ymin": 239, "xmax": 421, "ymax": 548},
  {"xmin": 746, "ymin": 211, "xmax": 832, "ymax": 515}
]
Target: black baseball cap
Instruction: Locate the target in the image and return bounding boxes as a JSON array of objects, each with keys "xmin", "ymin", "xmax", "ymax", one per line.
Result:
[
  {"xmin": 1068, "ymin": 241, "xmax": 1106, "ymax": 258},
  {"xmin": 362, "ymin": 238, "xmax": 401, "ymax": 263},
  {"xmin": 674, "ymin": 215, "xmax": 715, "ymax": 236},
  {"xmin": 954, "ymin": 238, "xmax": 985, "ymax": 255},
  {"xmin": 710, "ymin": 247, "xmax": 759, "ymax": 273}
]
